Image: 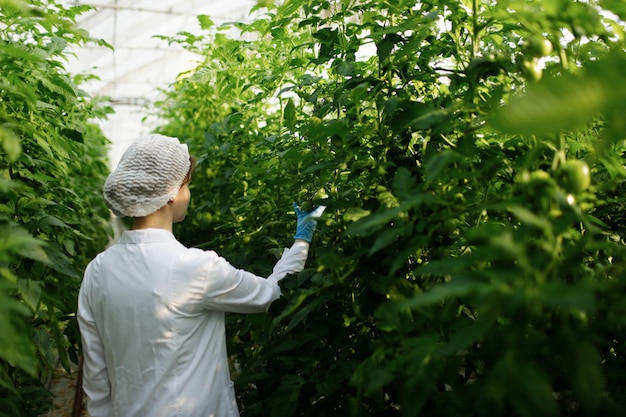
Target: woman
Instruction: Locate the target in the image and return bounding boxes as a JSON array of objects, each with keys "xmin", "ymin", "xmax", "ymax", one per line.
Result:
[{"xmin": 77, "ymin": 134, "xmax": 323, "ymax": 417}]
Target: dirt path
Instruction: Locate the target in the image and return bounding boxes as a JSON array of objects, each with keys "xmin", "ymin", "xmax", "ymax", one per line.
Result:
[{"xmin": 40, "ymin": 362, "xmax": 87, "ymax": 417}]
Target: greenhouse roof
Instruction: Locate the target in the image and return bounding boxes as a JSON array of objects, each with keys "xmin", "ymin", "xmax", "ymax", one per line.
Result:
[{"xmin": 60, "ymin": 0, "xmax": 260, "ymax": 167}]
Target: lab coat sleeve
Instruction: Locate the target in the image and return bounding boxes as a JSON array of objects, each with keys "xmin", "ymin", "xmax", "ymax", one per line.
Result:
[
  {"xmin": 202, "ymin": 240, "xmax": 310, "ymax": 313},
  {"xmin": 266, "ymin": 240, "xmax": 310, "ymax": 285},
  {"xmin": 77, "ymin": 260, "xmax": 113, "ymax": 417}
]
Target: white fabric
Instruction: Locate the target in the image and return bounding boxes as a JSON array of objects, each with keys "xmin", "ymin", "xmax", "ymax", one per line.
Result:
[
  {"xmin": 103, "ymin": 134, "xmax": 191, "ymax": 217},
  {"xmin": 77, "ymin": 229, "xmax": 309, "ymax": 417}
]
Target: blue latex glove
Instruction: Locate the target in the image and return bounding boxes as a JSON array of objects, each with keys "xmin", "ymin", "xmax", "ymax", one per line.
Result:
[{"xmin": 293, "ymin": 202, "xmax": 326, "ymax": 243}]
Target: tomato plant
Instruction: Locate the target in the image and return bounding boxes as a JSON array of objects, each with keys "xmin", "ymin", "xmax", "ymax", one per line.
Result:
[
  {"xmin": 154, "ymin": 1, "xmax": 626, "ymax": 416},
  {"xmin": 0, "ymin": 0, "xmax": 112, "ymax": 413}
]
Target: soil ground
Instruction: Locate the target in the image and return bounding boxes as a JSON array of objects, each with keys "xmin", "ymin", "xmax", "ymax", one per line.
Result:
[{"xmin": 40, "ymin": 363, "xmax": 87, "ymax": 417}]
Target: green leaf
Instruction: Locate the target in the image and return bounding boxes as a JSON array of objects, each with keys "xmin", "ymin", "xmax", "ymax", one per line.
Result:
[
  {"xmin": 197, "ymin": 14, "xmax": 214, "ymax": 30},
  {"xmin": 40, "ymin": 73, "xmax": 77, "ymax": 99},
  {"xmin": 436, "ymin": 318, "xmax": 493, "ymax": 357},
  {"xmin": 424, "ymin": 150, "xmax": 461, "ymax": 185},
  {"xmin": 507, "ymin": 205, "xmax": 551, "ymax": 231},
  {"xmin": 269, "ymin": 291, "xmax": 310, "ymax": 332},
  {"xmin": 45, "ymin": 245, "xmax": 80, "ymax": 279},
  {"xmin": 286, "ymin": 296, "xmax": 324, "ymax": 331},
  {"xmin": 0, "ymin": 282, "xmax": 36, "ymax": 375},
  {"xmin": 35, "ymin": 100, "xmax": 59, "ymax": 111},
  {"xmin": 17, "ymin": 279, "xmax": 42, "ymax": 312},
  {"xmin": 398, "ymin": 369, "xmax": 434, "ymax": 417},
  {"xmin": 376, "ymin": 34, "xmax": 400, "ymax": 62},
  {"xmin": 490, "ymin": 57, "xmax": 626, "ymax": 134},
  {"xmin": 504, "ymin": 360, "xmax": 559, "ymax": 417},
  {"xmin": 45, "ymin": 36, "xmax": 68, "ymax": 54},
  {"xmin": 312, "ymin": 27, "xmax": 339, "ymax": 63},
  {"xmin": 386, "ymin": 99, "xmax": 448, "ymax": 132},
  {"xmin": 34, "ymin": 132, "xmax": 53, "ymax": 157},
  {"xmin": 283, "ymin": 98, "xmax": 296, "ymax": 130},
  {"xmin": 343, "ymin": 207, "xmax": 371, "ymax": 223},
  {"xmin": 252, "ymin": 0, "xmax": 276, "ymax": 11},
  {"xmin": 536, "ymin": 282, "xmax": 596, "ymax": 314},
  {"xmin": 46, "ymin": 300, "xmax": 70, "ymax": 373},
  {"xmin": 0, "ymin": 42, "xmax": 47, "ymax": 63},
  {"xmin": 345, "ymin": 206, "xmax": 402, "ymax": 236},
  {"xmin": 401, "ymin": 275, "xmax": 478, "ymax": 310},
  {"xmin": 272, "ymin": 374, "xmax": 305, "ymax": 417},
  {"xmin": 0, "ymin": 126, "xmax": 21, "ymax": 162},
  {"xmin": 570, "ymin": 341, "xmax": 604, "ymax": 413},
  {"xmin": 0, "ymin": 226, "xmax": 49, "ymax": 264},
  {"xmin": 392, "ymin": 166, "xmax": 418, "ymax": 201},
  {"xmin": 602, "ymin": 0, "xmax": 626, "ymax": 20},
  {"xmin": 369, "ymin": 226, "xmax": 407, "ymax": 255},
  {"xmin": 39, "ymin": 214, "xmax": 71, "ymax": 229}
]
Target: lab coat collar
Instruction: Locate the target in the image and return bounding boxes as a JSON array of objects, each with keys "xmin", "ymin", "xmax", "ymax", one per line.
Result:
[{"xmin": 118, "ymin": 228, "xmax": 177, "ymax": 244}]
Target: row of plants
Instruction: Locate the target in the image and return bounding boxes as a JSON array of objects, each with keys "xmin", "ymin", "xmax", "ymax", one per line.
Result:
[
  {"xmin": 0, "ymin": 0, "xmax": 112, "ymax": 414},
  {"xmin": 155, "ymin": 0, "xmax": 626, "ymax": 416}
]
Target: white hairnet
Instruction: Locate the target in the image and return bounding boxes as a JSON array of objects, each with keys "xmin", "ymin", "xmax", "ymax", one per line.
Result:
[{"xmin": 103, "ymin": 134, "xmax": 191, "ymax": 217}]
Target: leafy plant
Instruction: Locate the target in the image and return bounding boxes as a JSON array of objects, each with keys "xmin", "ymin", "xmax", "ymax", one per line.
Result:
[
  {"xmin": 0, "ymin": 0, "xmax": 112, "ymax": 413},
  {"xmin": 155, "ymin": 1, "xmax": 626, "ymax": 416}
]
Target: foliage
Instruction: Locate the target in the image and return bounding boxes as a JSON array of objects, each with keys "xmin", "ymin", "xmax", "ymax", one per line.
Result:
[
  {"xmin": 154, "ymin": 0, "xmax": 626, "ymax": 416},
  {"xmin": 0, "ymin": 0, "xmax": 112, "ymax": 413}
]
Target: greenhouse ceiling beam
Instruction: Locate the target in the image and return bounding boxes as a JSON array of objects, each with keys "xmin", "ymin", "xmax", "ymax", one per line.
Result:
[
  {"xmin": 75, "ymin": 2, "xmax": 189, "ymax": 16},
  {"xmin": 108, "ymin": 97, "xmax": 150, "ymax": 106},
  {"xmin": 74, "ymin": 2, "xmax": 256, "ymax": 21}
]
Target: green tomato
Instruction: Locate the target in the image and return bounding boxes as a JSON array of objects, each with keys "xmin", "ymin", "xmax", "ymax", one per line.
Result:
[
  {"xmin": 559, "ymin": 160, "xmax": 591, "ymax": 194},
  {"xmin": 313, "ymin": 187, "xmax": 328, "ymax": 201},
  {"xmin": 524, "ymin": 36, "xmax": 553, "ymax": 57},
  {"xmin": 440, "ymin": 218, "xmax": 460, "ymax": 237},
  {"xmin": 528, "ymin": 169, "xmax": 552, "ymax": 185},
  {"xmin": 522, "ymin": 59, "xmax": 542, "ymax": 82},
  {"xmin": 298, "ymin": 189, "xmax": 309, "ymax": 202},
  {"xmin": 540, "ymin": 39, "xmax": 553, "ymax": 56},
  {"xmin": 521, "ymin": 169, "xmax": 555, "ymax": 195},
  {"xmin": 299, "ymin": 201, "xmax": 313, "ymax": 212}
]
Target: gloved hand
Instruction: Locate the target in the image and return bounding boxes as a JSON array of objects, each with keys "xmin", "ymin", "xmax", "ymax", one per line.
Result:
[{"xmin": 293, "ymin": 202, "xmax": 326, "ymax": 243}]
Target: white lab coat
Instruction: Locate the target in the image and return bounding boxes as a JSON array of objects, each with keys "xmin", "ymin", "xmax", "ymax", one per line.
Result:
[{"xmin": 77, "ymin": 228, "xmax": 309, "ymax": 417}]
